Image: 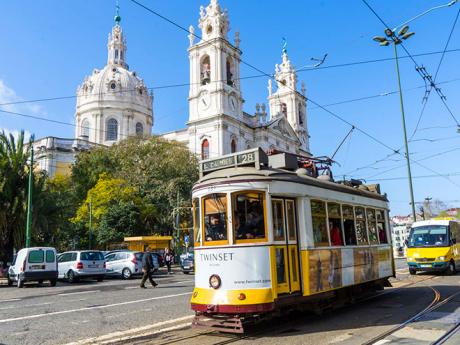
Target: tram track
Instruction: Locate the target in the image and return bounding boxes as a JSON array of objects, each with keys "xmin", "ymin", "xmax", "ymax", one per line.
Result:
[{"xmin": 364, "ymin": 279, "xmax": 460, "ymax": 345}]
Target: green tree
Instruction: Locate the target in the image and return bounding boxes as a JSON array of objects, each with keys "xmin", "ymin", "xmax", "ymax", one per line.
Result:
[
  {"xmin": 97, "ymin": 201, "xmax": 142, "ymax": 248},
  {"xmin": 0, "ymin": 130, "xmax": 30, "ymax": 263}
]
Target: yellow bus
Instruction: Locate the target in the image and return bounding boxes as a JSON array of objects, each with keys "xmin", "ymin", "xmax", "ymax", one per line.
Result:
[{"xmin": 406, "ymin": 219, "xmax": 460, "ymax": 275}]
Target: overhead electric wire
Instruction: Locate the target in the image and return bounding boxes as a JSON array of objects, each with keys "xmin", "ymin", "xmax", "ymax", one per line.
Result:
[
  {"xmin": 368, "ymin": 172, "xmax": 460, "ymax": 182},
  {"xmin": 410, "ymin": 8, "xmax": 460, "ymax": 139},
  {"xmin": 362, "ymin": 0, "xmax": 460, "ymax": 127}
]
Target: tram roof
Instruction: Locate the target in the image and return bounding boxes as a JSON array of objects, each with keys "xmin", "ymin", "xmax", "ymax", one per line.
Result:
[{"xmin": 195, "ymin": 148, "xmax": 388, "ymax": 202}]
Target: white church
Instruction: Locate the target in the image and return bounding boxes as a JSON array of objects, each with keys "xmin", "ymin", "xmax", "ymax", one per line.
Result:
[{"xmin": 34, "ymin": 0, "xmax": 310, "ymax": 176}]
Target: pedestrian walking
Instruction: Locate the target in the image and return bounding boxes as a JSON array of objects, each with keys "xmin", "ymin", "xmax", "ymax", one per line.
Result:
[
  {"xmin": 164, "ymin": 248, "xmax": 173, "ymax": 274},
  {"xmin": 140, "ymin": 248, "xmax": 158, "ymax": 288}
]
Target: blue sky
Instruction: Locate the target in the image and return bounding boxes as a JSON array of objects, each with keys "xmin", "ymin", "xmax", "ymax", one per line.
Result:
[{"xmin": 1, "ymin": 0, "xmax": 460, "ymax": 215}]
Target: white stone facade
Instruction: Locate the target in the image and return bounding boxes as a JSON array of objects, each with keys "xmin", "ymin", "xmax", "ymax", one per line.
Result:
[
  {"xmin": 162, "ymin": 0, "xmax": 311, "ymax": 159},
  {"xmin": 75, "ymin": 19, "xmax": 153, "ymax": 146}
]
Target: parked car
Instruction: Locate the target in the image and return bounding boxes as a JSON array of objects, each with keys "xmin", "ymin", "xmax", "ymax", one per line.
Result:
[
  {"xmin": 7, "ymin": 247, "xmax": 58, "ymax": 288},
  {"xmin": 145, "ymin": 252, "xmax": 161, "ymax": 272},
  {"xmin": 150, "ymin": 252, "xmax": 165, "ymax": 267},
  {"xmin": 105, "ymin": 251, "xmax": 145, "ymax": 279},
  {"xmin": 58, "ymin": 250, "xmax": 105, "ymax": 283},
  {"xmin": 180, "ymin": 253, "xmax": 194, "ymax": 274}
]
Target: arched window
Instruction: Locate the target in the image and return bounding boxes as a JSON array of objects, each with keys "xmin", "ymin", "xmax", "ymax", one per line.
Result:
[
  {"xmin": 81, "ymin": 119, "xmax": 90, "ymax": 138},
  {"xmin": 226, "ymin": 58, "xmax": 233, "ymax": 86},
  {"xmin": 135, "ymin": 122, "xmax": 143, "ymax": 136},
  {"xmin": 298, "ymin": 103, "xmax": 304, "ymax": 126},
  {"xmin": 106, "ymin": 118, "xmax": 118, "ymax": 141},
  {"xmin": 201, "ymin": 55, "xmax": 211, "ymax": 85},
  {"xmin": 231, "ymin": 139, "xmax": 237, "ymax": 153},
  {"xmin": 201, "ymin": 139, "xmax": 210, "ymax": 160},
  {"xmin": 281, "ymin": 103, "xmax": 287, "ymax": 117}
]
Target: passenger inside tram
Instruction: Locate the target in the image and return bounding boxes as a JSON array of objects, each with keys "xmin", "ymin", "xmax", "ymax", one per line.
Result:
[
  {"xmin": 234, "ymin": 194, "xmax": 265, "ymax": 239},
  {"xmin": 205, "ymin": 214, "xmax": 226, "ymax": 241},
  {"xmin": 329, "ymin": 220, "xmax": 343, "ymax": 246}
]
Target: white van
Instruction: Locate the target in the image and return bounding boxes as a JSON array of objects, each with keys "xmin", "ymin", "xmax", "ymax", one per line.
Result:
[{"xmin": 7, "ymin": 247, "xmax": 58, "ymax": 288}]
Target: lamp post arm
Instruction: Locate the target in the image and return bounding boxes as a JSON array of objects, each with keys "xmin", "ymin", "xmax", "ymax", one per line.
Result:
[{"xmin": 393, "ymin": 0, "xmax": 458, "ymax": 32}]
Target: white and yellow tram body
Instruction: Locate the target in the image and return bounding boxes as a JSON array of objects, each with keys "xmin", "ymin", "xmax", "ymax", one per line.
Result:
[{"xmin": 190, "ymin": 149, "xmax": 394, "ymax": 329}]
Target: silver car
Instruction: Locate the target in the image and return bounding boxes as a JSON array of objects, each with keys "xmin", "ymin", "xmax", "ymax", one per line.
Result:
[
  {"xmin": 57, "ymin": 251, "xmax": 106, "ymax": 283},
  {"xmin": 104, "ymin": 251, "xmax": 151, "ymax": 279}
]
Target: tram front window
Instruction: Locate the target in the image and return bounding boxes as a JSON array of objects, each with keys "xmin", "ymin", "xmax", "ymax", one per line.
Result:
[
  {"xmin": 233, "ymin": 191, "xmax": 266, "ymax": 240},
  {"xmin": 204, "ymin": 194, "xmax": 227, "ymax": 242},
  {"xmin": 408, "ymin": 226, "xmax": 449, "ymax": 247},
  {"xmin": 192, "ymin": 198, "xmax": 201, "ymax": 244}
]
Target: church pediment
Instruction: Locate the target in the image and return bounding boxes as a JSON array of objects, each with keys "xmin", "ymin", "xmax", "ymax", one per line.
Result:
[{"xmin": 267, "ymin": 117, "xmax": 299, "ymax": 142}]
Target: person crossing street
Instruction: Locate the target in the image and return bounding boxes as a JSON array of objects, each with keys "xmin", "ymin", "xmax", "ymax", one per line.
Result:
[{"xmin": 140, "ymin": 249, "xmax": 158, "ymax": 288}]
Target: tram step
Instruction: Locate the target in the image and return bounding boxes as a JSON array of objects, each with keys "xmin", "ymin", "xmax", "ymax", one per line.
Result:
[{"xmin": 192, "ymin": 315, "xmax": 244, "ymax": 334}]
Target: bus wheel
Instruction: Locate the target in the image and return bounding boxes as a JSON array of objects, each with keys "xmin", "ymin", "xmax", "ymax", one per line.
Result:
[
  {"xmin": 446, "ymin": 262, "xmax": 455, "ymax": 275},
  {"xmin": 409, "ymin": 268, "xmax": 416, "ymax": 275}
]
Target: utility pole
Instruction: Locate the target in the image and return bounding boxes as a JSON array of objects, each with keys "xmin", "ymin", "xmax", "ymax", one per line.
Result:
[
  {"xmin": 88, "ymin": 194, "xmax": 93, "ymax": 250},
  {"xmin": 175, "ymin": 192, "xmax": 180, "ymax": 256},
  {"xmin": 424, "ymin": 197, "xmax": 433, "ymax": 220},
  {"xmin": 25, "ymin": 142, "xmax": 34, "ymax": 248}
]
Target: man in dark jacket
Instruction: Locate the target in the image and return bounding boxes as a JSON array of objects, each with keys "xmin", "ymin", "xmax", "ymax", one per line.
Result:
[{"xmin": 140, "ymin": 248, "xmax": 158, "ymax": 288}]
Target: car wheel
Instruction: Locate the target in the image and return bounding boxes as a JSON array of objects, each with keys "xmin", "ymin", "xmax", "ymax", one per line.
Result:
[
  {"xmin": 7, "ymin": 276, "xmax": 13, "ymax": 286},
  {"xmin": 97, "ymin": 276, "xmax": 104, "ymax": 282},
  {"xmin": 67, "ymin": 270, "xmax": 78, "ymax": 283},
  {"xmin": 409, "ymin": 268, "xmax": 416, "ymax": 275},
  {"xmin": 183, "ymin": 271, "xmax": 189, "ymax": 274},
  {"xmin": 17, "ymin": 277, "xmax": 24, "ymax": 288},
  {"xmin": 122, "ymin": 268, "xmax": 132, "ymax": 280},
  {"xmin": 446, "ymin": 262, "xmax": 455, "ymax": 275},
  {"xmin": 38, "ymin": 280, "xmax": 43, "ymax": 285},
  {"xmin": 49, "ymin": 279, "xmax": 57, "ymax": 287}
]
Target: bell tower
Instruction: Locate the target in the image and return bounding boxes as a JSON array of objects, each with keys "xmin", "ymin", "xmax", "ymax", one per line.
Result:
[
  {"xmin": 188, "ymin": 0, "xmax": 244, "ymax": 123},
  {"xmin": 268, "ymin": 48, "xmax": 310, "ymax": 153}
]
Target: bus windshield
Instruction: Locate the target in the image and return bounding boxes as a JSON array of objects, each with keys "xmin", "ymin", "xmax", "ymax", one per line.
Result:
[{"xmin": 407, "ymin": 225, "xmax": 449, "ymax": 247}]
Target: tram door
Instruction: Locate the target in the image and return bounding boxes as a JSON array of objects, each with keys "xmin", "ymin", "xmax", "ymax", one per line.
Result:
[{"xmin": 272, "ymin": 198, "xmax": 301, "ymax": 295}]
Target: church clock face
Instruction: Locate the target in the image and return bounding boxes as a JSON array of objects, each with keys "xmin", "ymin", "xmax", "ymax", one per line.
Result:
[{"xmin": 199, "ymin": 91, "xmax": 211, "ymax": 111}]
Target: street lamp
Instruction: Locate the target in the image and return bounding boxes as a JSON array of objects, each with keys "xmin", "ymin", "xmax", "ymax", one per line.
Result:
[{"xmin": 373, "ymin": 26, "xmax": 417, "ymax": 221}]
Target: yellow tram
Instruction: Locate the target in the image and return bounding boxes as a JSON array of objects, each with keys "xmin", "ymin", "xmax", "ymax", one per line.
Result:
[{"xmin": 190, "ymin": 148, "xmax": 394, "ymax": 332}]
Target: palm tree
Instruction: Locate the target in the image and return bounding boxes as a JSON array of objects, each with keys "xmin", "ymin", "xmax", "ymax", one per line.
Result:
[{"xmin": 0, "ymin": 130, "xmax": 30, "ymax": 264}]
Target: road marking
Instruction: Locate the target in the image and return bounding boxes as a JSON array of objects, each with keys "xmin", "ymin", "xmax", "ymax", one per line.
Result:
[
  {"xmin": 0, "ymin": 292, "xmax": 192, "ymax": 324},
  {"xmin": 58, "ymin": 290, "xmax": 100, "ymax": 296},
  {"xmin": 124, "ymin": 286, "xmax": 138, "ymax": 289},
  {"xmin": 123, "ymin": 279, "xmax": 193, "ymax": 289},
  {"xmin": 0, "ymin": 298, "xmax": 21, "ymax": 302},
  {"xmin": 65, "ymin": 315, "xmax": 194, "ymax": 345}
]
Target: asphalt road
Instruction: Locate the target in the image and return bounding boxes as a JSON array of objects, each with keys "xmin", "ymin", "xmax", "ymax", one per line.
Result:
[
  {"xmin": 0, "ymin": 269, "xmax": 194, "ymax": 345},
  {"xmin": 2, "ymin": 258, "xmax": 457, "ymax": 345}
]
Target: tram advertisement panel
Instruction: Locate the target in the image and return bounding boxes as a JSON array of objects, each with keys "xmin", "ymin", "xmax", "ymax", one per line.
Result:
[
  {"xmin": 307, "ymin": 247, "xmax": 392, "ymax": 294},
  {"xmin": 195, "ymin": 246, "xmax": 272, "ymax": 290}
]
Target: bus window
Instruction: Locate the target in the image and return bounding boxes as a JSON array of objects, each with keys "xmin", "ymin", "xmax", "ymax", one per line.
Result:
[
  {"xmin": 311, "ymin": 200, "xmax": 329, "ymax": 247},
  {"xmin": 233, "ymin": 191, "xmax": 266, "ymax": 240},
  {"xmin": 366, "ymin": 209, "xmax": 379, "ymax": 244},
  {"xmin": 272, "ymin": 199, "xmax": 285, "ymax": 241},
  {"xmin": 203, "ymin": 193, "xmax": 228, "ymax": 242},
  {"xmin": 355, "ymin": 207, "xmax": 369, "ymax": 245},
  {"xmin": 451, "ymin": 222, "xmax": 460, "ymax": 243},
  {"xmin": 376, "ymin": 209, "xmax": 387, "ymax": 243},
  {"xmin": 192, "ymin": 198, "xmax": 201, "ymax": 244},
  {"xmin": 328, "ymin": 203, "xmax": 343, "ymax": 246},
  {"xmin": 342, "ymin": 205, "xmax": 356, "ymax": 245}
]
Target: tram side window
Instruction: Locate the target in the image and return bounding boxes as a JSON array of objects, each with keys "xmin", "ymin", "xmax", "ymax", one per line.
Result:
[
  {"xmin": 311, "ymin": 200, "xmax": 329, "ymax": 247},
  {"xmin": 366, "ymin": 209, "xmax": 379, "ymax": 244},
  {"xmin": 376, "ymin": 209, "xmax": 388, "ymax": 243},
  {"xmin": 342, "ymin": 205, "xmax": 356, "ymax": 245},
  {"xmin": 272, "ymin": 199, "xmax": 285, "ymax": 241},
  {"xmin": 328, "ymin": 203, "xmax": 343, "ymax": 246},
  {"xmin": 355, "ymin": 207, "xmax": 369, "ymax": 245},
  {"xmin": 204, "ymin": 193, "xmax": 227, "ymax": 242},
  {"xmin": 233, "ymin": 192, "xmax": 266, "ymax": 240},
  {"xmin": 192, "ymin": 198, "xmax": 201, "ymax": 244}
]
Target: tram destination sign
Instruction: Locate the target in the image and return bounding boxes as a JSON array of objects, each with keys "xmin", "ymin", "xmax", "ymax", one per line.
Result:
[{"xmin": 200, "ymin": 148, "xmax": 268, "ymax": 176}]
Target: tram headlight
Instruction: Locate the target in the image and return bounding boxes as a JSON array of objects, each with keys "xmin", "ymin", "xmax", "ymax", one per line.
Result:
[{"xmin": 209, "ymin": 274, "xmax": 221, "ymax": 289}]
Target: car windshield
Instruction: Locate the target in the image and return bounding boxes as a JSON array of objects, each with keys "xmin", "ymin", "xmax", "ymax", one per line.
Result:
[
  {"xmin": 408, "ymin": 225, "xmax": 449, "ymax": 247},
  {"xmin": 80, "ymin": 251, "xmax": 104, "ymax": 261}
]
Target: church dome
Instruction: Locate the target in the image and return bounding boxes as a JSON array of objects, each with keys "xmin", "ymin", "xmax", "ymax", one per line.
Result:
[{"xmin": 75, "ymin": 17, "xmax": 153, "ymax": 145}]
